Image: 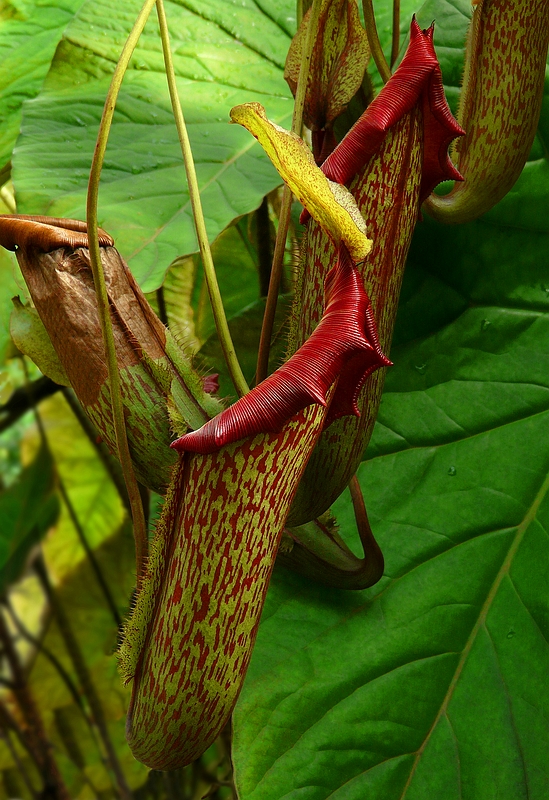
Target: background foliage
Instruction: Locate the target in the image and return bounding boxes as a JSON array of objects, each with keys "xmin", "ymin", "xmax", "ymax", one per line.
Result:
[{"xmin": 0, "ymin": 0, "xmax": 548, "ymax": 797}]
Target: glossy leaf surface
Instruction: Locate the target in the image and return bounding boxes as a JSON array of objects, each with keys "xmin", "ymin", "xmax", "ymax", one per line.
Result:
[
  {"xmin": 11, "ymin": 0, "xmax": 296, "ymax": 290},
  {"xmin": 0, "ymin": 0, "xmax": 87, "ymax": 171}
]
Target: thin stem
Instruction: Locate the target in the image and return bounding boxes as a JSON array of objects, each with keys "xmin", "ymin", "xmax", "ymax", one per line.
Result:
[
  {"xmin": 0, "ymin": 611, "xmax": 71, "ymax": 800},
  {"xmin": 390, "ymin": 0, "xmax": 401, "ymax": 67},
  {"xmin": 255, "ymin": 0, "xmax": 322, "ymax": 384},
  {"xmin": 34, "ymin": 555, "xmax": 134, "ymax": 800},
  {"xmin": 362, "ymin": 0, "xmax": 391, "ymax": 83},
  {"xmin": 86, "ymin": 0, "xmax": 155, "ymax": 586},
  {"xmin": 348, "ymin": 475, "xmax": 384, "ymax": 583},
  {"xmin": 19, "ymin": 371, "xmax": 122, "ymax": 653},
  {"xmin": 57, "ymin": 478, "xmax": 122, "ymax": 628},
  {"xmin": 297, "ymin": 0, "xmax": 312, "ymax": 25},
  {"xmin": 3, "ymin": 597, "xmax": 86, "ymax": 716},
  {"xmin": 155, "ymin": 0, "xmax": 249, "ymax": 398},
  {"xmin": 1, "ymin": 725, "xmax": 40, "ymax": 799},
  {"xmin": 255, "ymin": 197, "xmax": 273, "ymax": 298},
  {"xmin": 0, "ymin": 700, "xmax": 40, "ymax": 799},
  {"xmin": 255, "ymin": 192, "xmax": 292, "ymax": 384},
  {"xmin": 0, "ymin": 376, "xmax": 61, "ymax": 435},
  {"xmin": 61, "ymin": 388, "xmax": 131, "ymax": 514}
]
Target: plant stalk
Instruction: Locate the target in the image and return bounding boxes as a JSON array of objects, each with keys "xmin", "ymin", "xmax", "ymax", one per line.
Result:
[
  {"xmin": 3, "ymin": 597, "xmax": 86, "ymax": 716},
  {"xmin": 156, "ymin": 284, "xmax": 169, "ymax": 325},
  {"xmin": 391, "ymin": 0, "xmax": 401, "ymax": 66},
  {"xmin": 61, "ymin": 388, "xmax": 131, "ymax": 514},
  {"xmin": 34, "ymin": 555, "xmax": 134, "ymax": 800},
  {"xmin": 349, "ymin": 475, "xmax": 384, "ymax": 583},
  {"xmin": 0, "ymin": 611, "xmax": 71, "ymax": 800},
  {"xmin": 255, "ymin": 0, "xmax": 322, "ymax": 384},
  {"xmin": 57, "ymin": 478, "xmax": 122, "ymax": 628},
  {"xmin": 155, "ymin": 0, "xmax": 249, "ymax": 398},
  {"xmin": 391, "ymin": 0, "xmax": 400, "ymax": 69},
  {"xmin": 0, "ymin": 376, "xmax": 61, "ymax": 435},
  {"xmin": 86, "ymin": 0, "xmax": 156, "ymax": 586},
  {"xmin": 362, "ymin": 0, "xmax": 391, "ymax": 83},
  {"xmin": 255, "ymin": 197, "xmax": 273, "ymax": 298},
  {"xmin": 0, "ymin": 701, "xmax": 40, "ymax": 799}
]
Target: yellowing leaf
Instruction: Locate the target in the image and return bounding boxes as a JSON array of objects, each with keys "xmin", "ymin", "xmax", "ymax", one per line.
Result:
[{"xmin": 230, "ymin": 102, "xmax": 372, "ymax": 262}]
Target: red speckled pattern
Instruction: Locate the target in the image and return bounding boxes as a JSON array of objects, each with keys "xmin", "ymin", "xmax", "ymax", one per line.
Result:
[
  {"xmin": 126, "ymin": 401, "xmax": 328, "ymax": 769},
  {"xmin": 288, "ymin": 20, "xmax": 464, "ymax": 525},
  {"xmin": 426, "ymin": 0, "xmax": 549, "ymax": 223},
  {"xmin": 171, "ymin": 245, "xmax": 390, "ymax": 455},
  {"xmin": 288, "ymin": 111, "xmax": 424, "ymax": 525}
]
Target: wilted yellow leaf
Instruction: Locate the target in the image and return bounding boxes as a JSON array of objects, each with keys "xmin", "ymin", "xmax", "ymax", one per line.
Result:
[{"xmin": 230, "ymin": 102, "xmax": 372, "ymax": 262}]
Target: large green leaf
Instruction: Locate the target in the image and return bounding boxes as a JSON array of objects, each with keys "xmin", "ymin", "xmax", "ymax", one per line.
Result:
[
  {"xmin": 232, "ymin": 3, "xmax": 549, "ymax": 798},
  {"xmin": 12, "ymin": 0, "xmax": 295, "ymax": 290},
  {"xmin": 0, "ymin": 0, "xmax": 87, "ymax": 172}
]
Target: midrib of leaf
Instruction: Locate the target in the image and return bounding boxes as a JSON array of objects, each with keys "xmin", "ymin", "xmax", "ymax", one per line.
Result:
[
  {"xmin": 398, "ymin": 464, "xmax": 549, "ymax": 799},
  {"xmin": 125, "ymin": 110, "xmax": 291, "ymax": 260}
]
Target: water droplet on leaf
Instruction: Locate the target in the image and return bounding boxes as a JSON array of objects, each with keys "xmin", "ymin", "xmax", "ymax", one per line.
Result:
[
  {"xmin": 481, "ymin": 319, "xmax": 491, "ymax": 330},
  {"xmin": 447, "ymin": 466, "xmax": 456, "ymax": 476},
  {"xmin": 415, "ymin": 363, "xmax": 427, "ymax": 374}
]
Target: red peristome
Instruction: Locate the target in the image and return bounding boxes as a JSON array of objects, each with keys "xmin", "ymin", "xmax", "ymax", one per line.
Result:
[
  {"xmin": 171, "ymin": 245, "xmax": 391, "ymax": 455},
  {"xmin": 418, "ymin": 64, "xmax": 464, "ymax": 201},
  {"xmin": 300, "ymin": 17, "xmax": 464, "ymax": 225}
]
